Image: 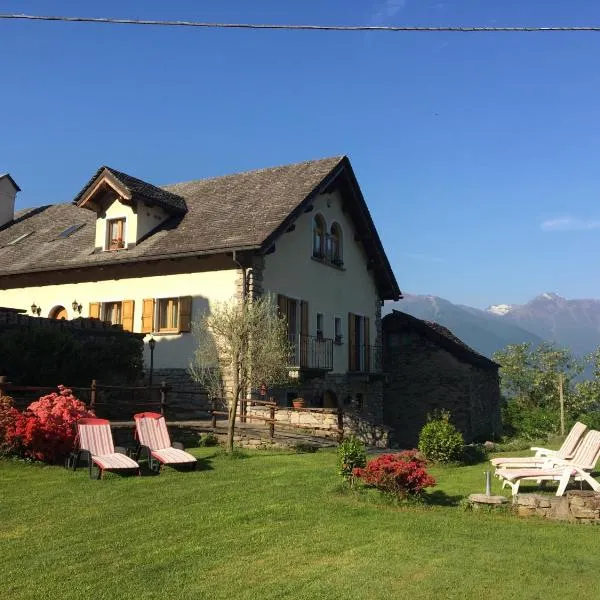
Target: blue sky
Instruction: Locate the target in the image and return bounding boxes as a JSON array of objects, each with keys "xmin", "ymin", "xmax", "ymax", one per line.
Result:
[{"xmin": 2, "ymin": 0, "xmax": 600, "ymax": 308}]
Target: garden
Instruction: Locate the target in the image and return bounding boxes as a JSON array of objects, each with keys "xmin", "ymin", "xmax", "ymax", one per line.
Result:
[{"xmin": 1, "ymin": 390, "xmax": 600, "ymax": 600}]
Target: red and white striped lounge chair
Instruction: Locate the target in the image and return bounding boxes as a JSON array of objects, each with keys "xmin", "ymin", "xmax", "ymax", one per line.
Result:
[
  {"xmin": 495, "ymin": 429, "xmax": 600, "ymax": 496},
  {"xmin": 490, "ymin": 421, "xmax": 588, "ymax": 470},
  {"xmin": 134, "ymin": 412, "xmax": 197, "ymax": 472},
  {"xmin": 73, "ymin": 418, "xmax": 140, "ymax": 479}
]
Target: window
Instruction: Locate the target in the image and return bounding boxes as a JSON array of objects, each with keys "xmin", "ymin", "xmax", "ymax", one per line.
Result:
[
  {"xmin": 334, "ymin": 316, "xmax": 342, "ymax": 344},
  {"xmin": 106, "ymin": 218, "xmax": 126, "ymax": 250},
  {"xmin": 348, "ymin": 313, "xmax": 370, "ymax": 372},
  {"xmin": 316, "ymin": 312, "xmax": 324, "ymax": 339},
  {"xmin": 8, "ymin": 231, "xmax": 33, "ymax": 245},
  {"xmin": 103, "ymin": 301, "xmax": 122, "ymax": 325},
  {"xmin": 57, "ymin": 223, "xmax": 84, "ymax": 239},
  {"xmin": 312, "ymin": 214, "xmax": 326, "ymax": 258},
  {"xmin": 328, "ymin": 222, "xmax": 343, "ymax": 265},
  {"xmin": 158, "ymin": 298, "xmax": 179, "ymax": 331}
]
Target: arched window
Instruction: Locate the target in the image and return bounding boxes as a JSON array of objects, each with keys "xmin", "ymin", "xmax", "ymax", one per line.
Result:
[
  {"xmin": 49, "ymin": 305, "xmax": 68, "ymax": 320},
  {"xmin": 328, "ymin": 222, "xmax": 343, "ymax": 264},
  {"xmin": 312, "ymin": 214, "xmax": 326, "ymax": 258}
]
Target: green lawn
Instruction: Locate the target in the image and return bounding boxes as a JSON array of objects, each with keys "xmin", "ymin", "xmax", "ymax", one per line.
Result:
[{"xmin": 1, "ymin": 448, "xmax": 598, "ymax": 600}]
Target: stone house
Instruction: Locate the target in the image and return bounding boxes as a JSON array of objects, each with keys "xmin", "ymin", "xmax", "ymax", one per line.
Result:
[
  {"xmin": 0, "ymin": 159, "xmax": 401, "ymax": 423},
  {"xmin": 382, "ymin": 310, "xmax": 501, "ymax": 446}
]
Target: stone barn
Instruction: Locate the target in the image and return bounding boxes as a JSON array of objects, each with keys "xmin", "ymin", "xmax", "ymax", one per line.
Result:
[{"xmin": 382, "ymin": 310, "xmax": 501, "ymax": 447}]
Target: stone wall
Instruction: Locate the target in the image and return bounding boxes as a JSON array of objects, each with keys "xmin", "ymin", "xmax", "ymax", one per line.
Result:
[
  {"xmin": 515, "ymin": 491, "xmax": 600, "ymax": 523},
  {"xmin": 383, "ymin": 330, "xmax": 501, "ymax": 446},
  {"xmin": 151, "ymin": 368, "xmax": 212, "ymax": 420},
  {"xmin": 246, "ymin": 405, "xmax": 390, "ymax": 448}
]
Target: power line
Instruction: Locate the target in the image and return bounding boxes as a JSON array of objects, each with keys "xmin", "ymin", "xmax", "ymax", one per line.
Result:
[{"xmin": 1, "ymin": 13, "xmax": 600, "ymax": 33}]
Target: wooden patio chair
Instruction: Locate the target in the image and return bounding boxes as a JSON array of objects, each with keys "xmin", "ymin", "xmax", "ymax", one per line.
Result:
[
  {"xmin": 495, "ymin": 429, "xmax": 600, "ymax": 496},
  {"xmin": 72, "ymin": 417, "xmax": 140, "ymax": 479},
  {"xmin": 490, "ymin": 422, "xmax": 587, "ymax": 469},
  {"xmin": 133, "ymin": 412, "xmax": 197, "ymax": 473}
]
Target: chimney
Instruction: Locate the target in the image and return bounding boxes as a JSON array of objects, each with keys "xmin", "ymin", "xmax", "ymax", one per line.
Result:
[{"xmin": 0, "ymin": 173, "xmax": 20, "ymax": 228}]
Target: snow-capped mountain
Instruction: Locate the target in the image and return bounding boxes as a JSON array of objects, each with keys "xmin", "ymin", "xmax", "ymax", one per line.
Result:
[{"xmin": 385, "ymin": 292, "xmax": 600, "ymax": 359}]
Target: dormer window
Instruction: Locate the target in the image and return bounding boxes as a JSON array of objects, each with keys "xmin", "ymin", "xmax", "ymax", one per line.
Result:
[{"xmin": 106, "ymin": 218, "xmax": 126, "ymax": 250}]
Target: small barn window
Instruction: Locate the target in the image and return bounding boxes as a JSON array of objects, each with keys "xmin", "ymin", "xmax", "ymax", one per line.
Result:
[{"xmin": 328, "ymin": 222, "xmax": 343, "ymax": 265}]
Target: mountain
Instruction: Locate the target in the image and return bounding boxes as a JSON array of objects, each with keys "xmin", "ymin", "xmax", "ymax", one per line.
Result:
[
  {"xmin": 485, "ymin": 292, "xmax": 600, "ymax": 357},
  {"xmin": 384, "ymin": 294, "xmax": 544, "ymax": 359}
]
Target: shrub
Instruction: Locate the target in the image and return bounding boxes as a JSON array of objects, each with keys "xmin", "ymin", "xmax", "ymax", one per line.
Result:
[
  {"xmin": 461, "ymin": 443, "xmax": 488, "ymax": 465},
  {"xmin": 198, "ymin": 432, "xmax": 220, "ymax": 447},
  {"xmin": 337, "ymin": 435, "xmax": 367, "ymax": 481},
  {"xmin": 353, "ymin": 451, "xmax": 436, "ymax": 498},
  {"xmin": 502, "ymin": 402, "xmax": 560, "ymax": 441},
  {"xmin": 13, "ymin": 386, "xmax": 95, "ymax": 463},
  {"xmin": 418, "ymin": 410, "xmax": 464, "ymax": 463},
  {"xmin": 0, "ymin": 396, "xmax": 22, "ymax": 456}
]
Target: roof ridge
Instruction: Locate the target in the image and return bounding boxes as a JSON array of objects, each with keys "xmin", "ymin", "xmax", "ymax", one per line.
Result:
[{"xmin": 161, "ymin": 155, "xmax": 345, "ymax": 190}]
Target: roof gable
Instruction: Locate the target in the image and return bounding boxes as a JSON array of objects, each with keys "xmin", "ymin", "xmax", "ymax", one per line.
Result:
[
  {"xmin": 383, "ymin": 310, "xmax": 499, "ymax": 370},
  {"xmin": 73, "ymin": 166, "xmax": 187, "ymax": 214},
  {"xmin": 0, "ymin": 173, "xmax": 20, "ymax": 192}
]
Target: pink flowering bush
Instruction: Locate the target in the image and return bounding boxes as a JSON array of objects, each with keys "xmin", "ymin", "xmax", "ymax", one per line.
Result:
[
  {"xmin": 353, "ymin": 450, "xmax": 436, "ymax": 499},
  {"xmin": 0, "ymin": 395, "xmax": 22, "ymax": 456},
  {"xmin": 12, "ymin": 386, "xmax": 95, "ymax": 463}
]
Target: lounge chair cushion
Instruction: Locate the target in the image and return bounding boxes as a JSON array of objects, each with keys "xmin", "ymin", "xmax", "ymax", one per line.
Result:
[
  {"xmin": 151, "ymin": 447, "xmax": 197, "ymax": 465},
  {"xmin": 495, "ymin": 467, "xmax": 578, "ymax": 482},
  {"xmin": 135, "ymin": 414, "xmax": 172, "ymax": 451},
  {"xmin": 93, "ymin": 453, "xmax": 140, "ymax": 471},
  {"xmin": 490, "ymin": 456, "xmax": 547, "ymax": 467}
]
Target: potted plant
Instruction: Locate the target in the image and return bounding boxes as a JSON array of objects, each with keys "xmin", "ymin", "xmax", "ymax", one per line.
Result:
[{"xmin": 292, "ymin": 397, "xmax": 305, "ymax": 409}]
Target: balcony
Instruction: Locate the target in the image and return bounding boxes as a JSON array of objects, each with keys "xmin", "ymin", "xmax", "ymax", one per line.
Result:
[
  {"xmin": 348, "ymin": 344, "xmax": 383, "ymax": 374},
  {"xmin": 288, "ymin": 334, "xmax": 333, "ymax": 372}
]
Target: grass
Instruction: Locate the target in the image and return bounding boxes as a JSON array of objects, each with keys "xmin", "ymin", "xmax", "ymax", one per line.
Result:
[{"xmin": 1, "ymin": 448, "xmax": 599, "ymax": 600}]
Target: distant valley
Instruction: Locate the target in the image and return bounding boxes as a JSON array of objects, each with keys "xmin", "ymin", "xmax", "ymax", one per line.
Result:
[{"xmin": 384, "ymin": 292, "xmax": 600, "ymax": 360}]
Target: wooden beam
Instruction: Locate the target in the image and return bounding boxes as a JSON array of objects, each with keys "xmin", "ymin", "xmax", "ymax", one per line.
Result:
[{"xmin": 285, "ymin": 224, "xmax": 296, "ymax": 233}]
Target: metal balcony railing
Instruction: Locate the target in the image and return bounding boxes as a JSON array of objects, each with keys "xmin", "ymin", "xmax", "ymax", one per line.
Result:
[
  {"xmin": 348, "ymin": 344, "xmax": 383, "ymax": 373},
  {"xmin": 288, "ymin": 334, "xmax": 334, "ymax": 371}
]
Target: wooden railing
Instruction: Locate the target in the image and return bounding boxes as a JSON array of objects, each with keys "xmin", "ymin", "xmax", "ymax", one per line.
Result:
[{"xmin": 0, "ymin": 375, "xmax": 167, "ymax": 418}]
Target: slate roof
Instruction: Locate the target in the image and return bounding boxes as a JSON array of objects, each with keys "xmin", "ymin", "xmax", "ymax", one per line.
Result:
[
  {"xmin": 73, "ymin": 166, "xmax": 187, "ymax": 214},
  {"xmin": 383, "ymin": 310, "xmax": 499, "ymax": 370},
  {"xmin": 0, "ymin": 156, "xmax": 401, "ymax": 299}
]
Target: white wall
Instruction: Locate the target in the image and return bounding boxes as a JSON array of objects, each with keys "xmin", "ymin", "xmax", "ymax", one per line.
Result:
[
  {"xmin": 261, "ymin": 190, "xmax": 380, "ymax": 373},
  {"xmin": 0, "ymin": 177, "xmax": 17, "ymax": 228},
  {"xmin": 0, "ymin": 269, "xmax": 238, "ymax": 369}
]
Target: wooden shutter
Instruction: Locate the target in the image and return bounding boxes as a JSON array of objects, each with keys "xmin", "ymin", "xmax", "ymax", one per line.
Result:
[
  {"xmin": 348, "ymin": 313, "xmax": 357, "ymax": 371},
  {"xmin": 89, "ymin": 302, "xmax": 100, "ymax": 319},
  {"xmin": 178, "ymin": 296, "xmax": 193, "ymax": 333},
  {"xmin": 141, "ymin": 298, "xmax": 155, "ymax": 333},
  {"xmin": 300, "ymin": 300, "xmax": 309, "ymax": 366},
  {"xmin": 121, "ymin": 300, "xmax": 135, "ymax": 332},
  {"xmin": 277, "ymin": 294, "xmax": 288, "ymax": 319},
  {"xmin": 364, "ymin": 317, "xmax": 371, "ymax": 372}
]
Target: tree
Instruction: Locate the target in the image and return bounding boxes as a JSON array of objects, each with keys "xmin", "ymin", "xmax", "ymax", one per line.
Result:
[
  {"xmin": 189, "ymin": 294, "xmax": 292, "ymax": 453},
  {"xmin": 493, "ymin": 342, "xmax": 583, "ymax": 435}
]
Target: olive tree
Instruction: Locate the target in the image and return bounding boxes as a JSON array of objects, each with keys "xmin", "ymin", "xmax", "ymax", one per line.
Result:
[{"xmin": 189, "ymin": 294, "xmax": 292, "ymax": 453}]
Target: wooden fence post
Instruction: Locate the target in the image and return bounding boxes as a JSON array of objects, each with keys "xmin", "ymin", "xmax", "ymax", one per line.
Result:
[
  {"xmin": 240, "ymin": 398, "xmax": 247, "ymax": 423},
  {"xmin": 337, "ymin": 407, "xmax": 344, "ymax": 444},
  {"xmin": 160, "ymin": 381, "xmax": 167, "ymax": 416},
  {"xmin": 211, "ymin": 398, "xmax": 217, "ymax": 429},
  {"xmin": 0, "ymin": 376, "xmax": 6, "ymax": 399},
  {"xmin": 269, "ymin": 399, "xmax": 275, "ymax": 441},
  {"xmin": 90, "ymin": 379, "xmax": 97, "ymax": 410}
]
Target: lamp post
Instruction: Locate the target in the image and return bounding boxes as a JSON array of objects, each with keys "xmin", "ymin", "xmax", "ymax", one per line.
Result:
[{"xmin": 148, "ymin": 337, "xmax": 156, "ymax": 388}]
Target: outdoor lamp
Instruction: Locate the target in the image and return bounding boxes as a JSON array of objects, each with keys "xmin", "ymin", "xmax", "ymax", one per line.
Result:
[
  {"xmin": 149, "ymin": 337, "xmax": 156, "ymax": 352},
  {"xmin": 30, "ymin": 303, "xmax": 41, "ymax": 316},
  {"xmin": 71, "ymin": 300, "xmax": 82, "ymax": 314}
]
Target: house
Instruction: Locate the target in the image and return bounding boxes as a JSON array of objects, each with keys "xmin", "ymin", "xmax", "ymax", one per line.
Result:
[
  {"xmin": 0, "ymin": 157, "xmax": 401, "ymax": 422},
  {"xmin": 382, "ymin": 310, "xmax": 502, "ymax": 446}
]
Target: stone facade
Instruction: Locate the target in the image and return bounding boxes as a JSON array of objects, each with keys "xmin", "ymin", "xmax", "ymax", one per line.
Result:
[
  {"xmin": 151, "ymin": 368, "xmax": 212, "ymax": 420},
  {"xmin": 382, "ymin": 311, "xmax": 502, "ymax": 447},
  {"xmin": 514, "ymin": 491, "xmax": 600, "ymax": 523}
]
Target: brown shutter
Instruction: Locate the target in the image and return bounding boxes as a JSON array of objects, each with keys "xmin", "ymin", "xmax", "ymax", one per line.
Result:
[
  {"xmin": 348, "ymin": 313, "xmax": 357, "ymax": 371},
  {"xmin": 89, "ymin": 302, "xmax": 100, "ymax": 319},
  {"xmin": 141, "ymin": 298, "xmax": 155, "ymax": 333},
  {"xmin": 277, "ymin": 294, "xmax": 288, "ymax": 319},
  {"xmin": 121, "ymin": 300, "xmax": 135, "ymax": 332},
  {"xmin": 300, "ymin": 300, "xmax": 309, "ymax": 366},
  {"xmin": 364, "ymin": 317, "xmax": 371, "ymax": 372},
  {"xmin": 178, "ymin": 296, "xmax": 192, "ymax": 333}
]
